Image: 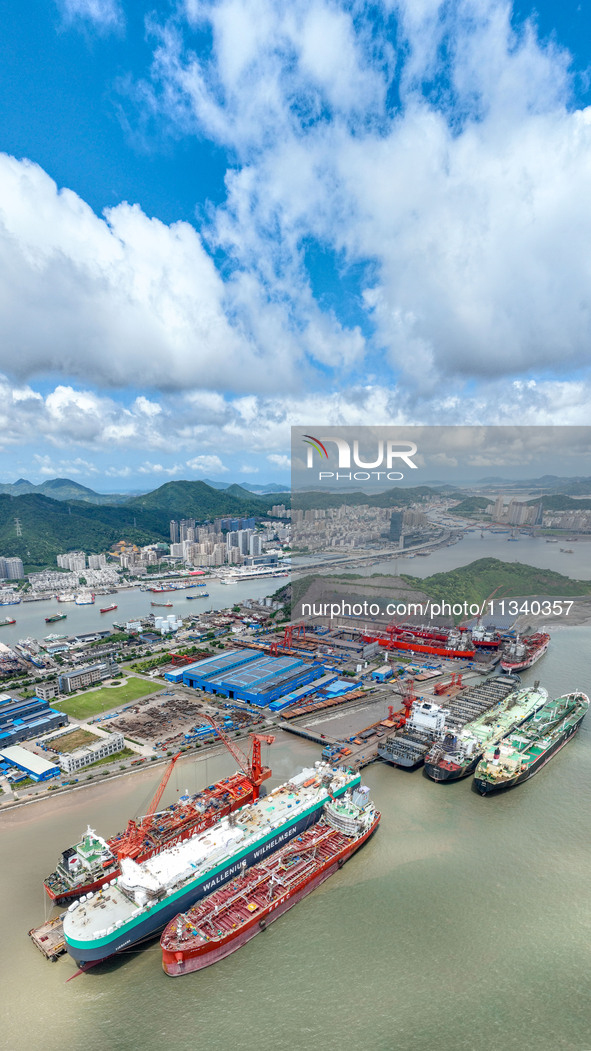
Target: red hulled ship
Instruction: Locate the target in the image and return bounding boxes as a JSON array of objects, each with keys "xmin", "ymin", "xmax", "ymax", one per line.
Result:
[
  {"xmin": 43, "ymin": 724, "xmax": 274, "ymax": 903},
  {"xmin": 161, "ymin": 787, "xmax": 380, "ymax": 975},
  {"xmin": 362, "ymin": 624, "xmax": 476, "ymax": 660},
  {"xmin": 500, "ymin": 632, "xmax": 550, "ymax": 672}
]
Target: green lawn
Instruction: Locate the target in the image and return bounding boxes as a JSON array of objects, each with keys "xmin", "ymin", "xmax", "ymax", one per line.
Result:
[{"xmin": 54, "ymin": 676, "xmax": 159, "ymax": 720}]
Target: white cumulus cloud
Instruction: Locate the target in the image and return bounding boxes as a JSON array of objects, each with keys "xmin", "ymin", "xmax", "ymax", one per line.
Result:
[{"xmin": 58, "ymin": 0, "xmax": 125, "ymax": 31}]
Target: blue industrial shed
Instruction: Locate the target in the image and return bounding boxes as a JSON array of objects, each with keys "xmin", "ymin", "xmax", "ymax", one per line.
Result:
[
  {"xmin": 0, "ymin": 693, "xmax": 67, "ymax": 747},
  {"xmin": 181, "ymin": 650, "xmax": 326, "ymax": 706}
]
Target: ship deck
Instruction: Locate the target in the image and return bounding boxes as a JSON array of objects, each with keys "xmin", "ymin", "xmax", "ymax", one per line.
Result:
[
  {"xmin": 162, "ymin": 821, "xmax": 357, "ymax": 950},
  {"xmin": 63, "ymin": 766, "xmax": 360, "ymax": 947}
]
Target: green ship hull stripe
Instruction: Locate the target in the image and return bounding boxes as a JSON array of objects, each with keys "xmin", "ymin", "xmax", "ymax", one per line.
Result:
[{"xmin": 66, "ymin": 775, "xmax": 360, "ymax": 950}]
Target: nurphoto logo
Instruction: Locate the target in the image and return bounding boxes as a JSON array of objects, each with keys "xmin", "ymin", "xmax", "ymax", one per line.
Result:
[{"xmin": 303, "ymin": 434, "xmax": 418, "ymax": 482}]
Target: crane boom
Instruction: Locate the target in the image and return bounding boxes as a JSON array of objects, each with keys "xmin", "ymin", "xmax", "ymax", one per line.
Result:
[
  {"xmin": 201, "ymin": 715, "xmax": 274, "ymax": 798},
  {"xmin": 145, "ymin": 751, "xmax": 182, "ymax": 819}
]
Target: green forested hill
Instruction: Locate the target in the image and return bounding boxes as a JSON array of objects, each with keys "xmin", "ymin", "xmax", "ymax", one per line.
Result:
[
  {"xmin": 126, "ymin": 480, "xmax": 270, "ymax": 518},
  {"xmin": 0, "ymin": 480, "xmax": 278, "ymax": 569},
  {"xmin": 404, "ymin": 558, "xmax": 591, "ymax": 606},
  {"xmin": 0, "ymin": 494, "xmax": 171, "ymax": 568}
]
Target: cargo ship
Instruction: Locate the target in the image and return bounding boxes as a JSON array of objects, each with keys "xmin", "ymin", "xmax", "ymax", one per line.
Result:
[
  {"xmin": 424, "ymin": 683, "xmax": 548, "ymax": 782},
  {"xmin": 100, "ymin": 604, "xmax": 117, "ymax": 613},
  {"xmin": 0, "ymin": 617, "xmax": 16, "ymax": 626},
  {"xmin": 500, "ymin": 632, "xmax": 550, "ymax": 672},
  {"xmin": 473, "ymin": 692, "xmax": 589, "ymax": 794},
  {"xmin": 161, "ymin": 786, "xmax": 380, "ymax": 975},
  {"xmin": 44, "ymin": 733, "xmax": 274, "ymax": 904},
  {"xmin": 75, "ymin": 592, "xmax": 95, "ymax": 605},
  {"xmin": 152, "ymin": 601, "xmax": 173, "ymax": 608},
  {"xmin": 62, "ymin": 764, "xmax": 361, "ymax": 965},
  {"xmin": 377, "ymin": 675, "xmax": 520, "ymax": 769},
  {"xmin": 45, "ymin": 613, "xmax": 67, "ymax": 624},
  {"xmin": 186, "ymin": 593, "xmax": 209, "ymax": 599},
  {"xmin": 362, "ymin": 625, "xmax": 476, "ymax": 660}
]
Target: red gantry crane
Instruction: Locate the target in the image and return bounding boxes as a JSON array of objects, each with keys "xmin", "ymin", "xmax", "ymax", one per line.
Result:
[
  {"xmin": 201, "ymin": 715, "xmax": 275, "ymax": 799},
  {"xmin": 114, "ymin": 751, "xmax": 183, "ymax": 860}
]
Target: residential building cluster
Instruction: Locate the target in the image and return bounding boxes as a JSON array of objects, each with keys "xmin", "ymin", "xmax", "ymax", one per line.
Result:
[
  {"xmin": 168, "ymin": 517, "xmax": 282, "ymax": 568},
  {"xmin": 0, "ymin": 556, "xmax": 24, "ymax": 580},
  {"xmin": 543, "ymin": 509, "xmax": 591, "ymax": 532},
  {"xmin": 485, "ymin": 497, "xmax": 543, "ymax": 526},
  {"xmin": 292, "ymin": 505, "xmax": 433, "ymax": 553}
]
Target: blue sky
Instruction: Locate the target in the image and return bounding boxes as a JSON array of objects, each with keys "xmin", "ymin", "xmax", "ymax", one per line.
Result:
[{"xmin": 0, "ymin": 0, "xmax": 590, "ymax": 490}]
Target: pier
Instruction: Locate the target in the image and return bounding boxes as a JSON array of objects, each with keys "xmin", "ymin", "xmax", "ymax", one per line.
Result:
[{"xmin": 29, "ymin": 915, "xmax": 66, "ymax": 960}]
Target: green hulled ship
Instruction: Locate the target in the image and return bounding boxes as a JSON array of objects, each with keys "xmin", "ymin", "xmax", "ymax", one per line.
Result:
[
  {"xmin": 474, "ymin": 692, "xmax": 589, "ymax": 794},
  {"xmin": 423, "ymin": 684, "xmax": 548, "ymax": 782}
]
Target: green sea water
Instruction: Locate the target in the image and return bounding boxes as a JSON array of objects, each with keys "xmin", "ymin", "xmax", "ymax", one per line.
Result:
[{"xmin": 1, "ymin": 627, "xmax": 590, "ymax": 1051}]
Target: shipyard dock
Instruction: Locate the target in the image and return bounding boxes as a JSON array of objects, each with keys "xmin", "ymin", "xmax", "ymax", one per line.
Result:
[{"xmin": 29, "ymin": 915, "xmax": 66, "ymax": 960}]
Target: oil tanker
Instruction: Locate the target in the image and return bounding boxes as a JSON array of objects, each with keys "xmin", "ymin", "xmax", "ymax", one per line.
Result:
[
  {"xmin": 473, "ymin": 692, "xmax": 589, "ymax": 793},
  {"xmin": 161, "ymin": 786, "xmax": 379, "ymax": 975},
  {"xmin": 424, "ymin": 684, "xmax": 548, "ymax": 782},
  {"xmin": 500, "ymin": 632, "xmax": 550, "ymax": 672}
]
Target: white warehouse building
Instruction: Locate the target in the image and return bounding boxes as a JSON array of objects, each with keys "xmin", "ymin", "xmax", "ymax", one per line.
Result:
[{"xmin": 59, "ymin": 732, "xmax": 125, "ymax": 774}]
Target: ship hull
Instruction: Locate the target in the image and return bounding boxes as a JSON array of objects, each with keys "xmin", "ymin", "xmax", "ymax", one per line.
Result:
[
  {"xmin": 379, "ymin": 751, "xmax": 425, "ymax": 770},
  {"xmin": 424, "ymin": 689, "xmax": 546, "ymax": 783},
  {"xmin": 500, "ymin": 639, "xmax": 549, "ymax": 672},
  {"xmin": 45, "ymin": 781, "xmax": 256, "ymax": 902},
  {"xmin": 474, "ymin": 720, "xmax": 584, "ymax": 794},
  {"xmin": 162, "ymin": 817, "xmax": 379, "ymax": 975},
  {"xmin": 65, "ymin": 807, "xmax": 331, "ymax": 963},
  {"xmin": 423, "ymin": 756, "xmax": 478, "ymax": 782}
]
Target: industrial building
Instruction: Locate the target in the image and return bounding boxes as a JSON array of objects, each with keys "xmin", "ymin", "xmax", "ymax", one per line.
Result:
[
  {"xmin": 58, "ymin": 732, "xmax": 126, "ymax": 773},
  {"xmin": 58, "ymin": 659, "xmax": 118, "ymax": 693},
  {"xmin": 178, "ymin": 650, "xmax": 327, "ymax": 706},
  {"xmin": 322, "ymin": 631, "xmax": 380, "ymax": 660},
  {"xmin": 0, "ymin": 693, "xmax": 67, "ymax": 747},
  {"xmin": 36, "ymin": 682, "xmax": 59, "ymax": 701},
  {"xmin": 0, "ymin": 744, "xmax": 60, "ymax": 782}
]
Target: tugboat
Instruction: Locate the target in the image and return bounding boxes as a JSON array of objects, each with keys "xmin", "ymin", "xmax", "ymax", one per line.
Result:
[
  {"xmin": 161, "ymin": 786, "xmax": 380, "ymax": 975},
  {"xmin": 473, "ymin": 692, "xmax": 589, "ymax": 793}
]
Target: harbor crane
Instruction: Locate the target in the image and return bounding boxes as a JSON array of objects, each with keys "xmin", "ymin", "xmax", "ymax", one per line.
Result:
[
  {"xmin": 201, "ymin": 715, "xmax": 275, "ymax": 799},
  {"xmin": 115, "ymin": 751, "xmax": 182, "ymax": 859}
]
